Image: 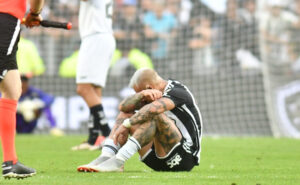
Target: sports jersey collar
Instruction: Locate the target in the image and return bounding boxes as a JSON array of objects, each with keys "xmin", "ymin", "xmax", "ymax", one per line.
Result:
[{"xmin": 163, "ymin": 79, "xmax": 173, "ymax": 94}]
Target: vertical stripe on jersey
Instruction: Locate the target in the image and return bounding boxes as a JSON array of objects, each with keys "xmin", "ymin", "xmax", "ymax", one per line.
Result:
[
  {"xmin": 7, "ymin": 19, "xmax": 20, "ymax": 55},
  {"xmin": 181, "ymin": 83, "xmax": 203, "ymax": 164},
  {"xmin": 180, "ymin": 105, "xmax": 200, "ymax": 155}
]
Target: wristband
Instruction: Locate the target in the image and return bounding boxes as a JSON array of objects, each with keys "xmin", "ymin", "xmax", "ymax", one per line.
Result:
[
  {"xmin": 30, "ymin": 9, "xmax": 41, "ymax": 16},
  {"xmin": 122, "ymin": 118, "xmax": 131, "ymax": 128},
  {"xmin": 30, "ymin": 12, "xmax": 40, "ymax": 16}
]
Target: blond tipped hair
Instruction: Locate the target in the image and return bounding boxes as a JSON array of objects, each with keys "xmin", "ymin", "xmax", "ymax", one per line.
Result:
[{"xmin": 129, "ymin": 68, "xmax": 161, "ymax": 88}]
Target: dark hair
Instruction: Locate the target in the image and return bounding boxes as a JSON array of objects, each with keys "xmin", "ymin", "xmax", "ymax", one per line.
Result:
[{"xmin": 21, "ymin": 76, "xmax": 29, "ymax": 82}]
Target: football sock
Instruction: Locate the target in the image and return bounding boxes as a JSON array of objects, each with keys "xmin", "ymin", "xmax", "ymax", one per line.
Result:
[
  {"xmin": 116, "ymin": 137, "xmax": 141, "ymax": 162},
  {"xmin": 0, "ymin": 98, "xmax": 18, "ymax": 164},
  {"xmin": 87, "ymin": 116, "xmax": 99, "ymax": 145},
  {"xmin": 101, "ymin": 138, "xmax": 120, "ymax": 157},
  {"xmin": 87, "ymin": 104, "xmax": 111, "ymax": 144}
]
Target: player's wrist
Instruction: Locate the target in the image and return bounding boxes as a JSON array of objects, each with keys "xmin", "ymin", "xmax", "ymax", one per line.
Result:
[
  {"xmin": 29, "ymin": 9, "xmax": 42, "ymax": 16},
  {"xmin": 122, "ymin": 118, "xmax": 132, "ymax": 128}
]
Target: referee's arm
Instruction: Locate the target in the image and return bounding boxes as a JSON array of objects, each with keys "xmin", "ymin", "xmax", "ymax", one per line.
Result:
[
  {"xmin": 29, "ymin": 0, "xmax": 44, "ymax": 15},
  {"xmin": 25, "ymin": 0, "xmax": 44, "ymax": 28}
]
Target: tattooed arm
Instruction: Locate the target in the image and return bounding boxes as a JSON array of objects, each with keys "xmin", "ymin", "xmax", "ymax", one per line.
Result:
[
  {"xmin": 119, "ymin": 89, "xmax": 162, "ymax": 113},
  {"xmin": 129, "ymin": 97, "xmax": 175, "ymax": 126},
  {"xmin": 110, "ymin": 112, "xmax": 134, "ymax": 145},
  {"xmin": 118, "ymin": 93, "xmax": 146, "ymax": 113}
]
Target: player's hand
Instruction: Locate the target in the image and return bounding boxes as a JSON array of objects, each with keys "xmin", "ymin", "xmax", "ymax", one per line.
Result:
[
  {"xmin": 24, "ymin": 13, "xmax": 43, "ymax": 28},
  {"xmin": 140, "ymin": 89, "xmax": 162, "ymax": 103},
  {"xmin": 113, "ymin": 125, "xmax": 129, "ymax": 145}
]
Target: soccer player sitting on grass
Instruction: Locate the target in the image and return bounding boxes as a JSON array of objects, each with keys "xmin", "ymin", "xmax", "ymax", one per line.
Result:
[{"xmin": 77, "ymin": 68, "xmax": 203, "ymax": 172}]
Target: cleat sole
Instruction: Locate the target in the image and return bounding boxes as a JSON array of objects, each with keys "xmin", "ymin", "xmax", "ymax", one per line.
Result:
[
  {"xmin": 3, "ymin": 172, "xmax": 36, "ymax": 179},
  {"xmin": 77, "ymin": 166, "xmax": 93, "ymax": 173}
]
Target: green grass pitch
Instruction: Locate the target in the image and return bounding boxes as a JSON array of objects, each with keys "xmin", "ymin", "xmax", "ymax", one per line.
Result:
[{"xmin": 0, "ymin": 135, "xmax": 299, "ymax": 185}]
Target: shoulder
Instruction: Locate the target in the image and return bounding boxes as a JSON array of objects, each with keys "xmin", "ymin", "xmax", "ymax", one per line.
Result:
[
  {"xmin": 163, "ymin": 80, "xmax": 188, "ymax": 97},
  {"xmin": 163, "ymin": 80, "xmax": 192, "ymax": 106}
]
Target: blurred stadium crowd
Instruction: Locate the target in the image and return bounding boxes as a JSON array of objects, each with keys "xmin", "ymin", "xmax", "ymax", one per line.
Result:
[
  {"xmin": 21, "ymin": 0, "xmax": 300, "ymax": 77},
  {"xmin": 17, "ymin": 0, "xmax": 300, "ymax": 136}
]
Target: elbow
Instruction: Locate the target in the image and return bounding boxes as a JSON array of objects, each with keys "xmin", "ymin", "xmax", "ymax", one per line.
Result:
[
  {"xmin": 118, "ymin": 104, "xmax": 125, "ymax": 112},
  {"xmin": 148, "ymin": 107, "xmax": 160, "ymax": 116},
  {"xmin": 118, "ymin": 104, "xmax": 132, "ymax": 113}
]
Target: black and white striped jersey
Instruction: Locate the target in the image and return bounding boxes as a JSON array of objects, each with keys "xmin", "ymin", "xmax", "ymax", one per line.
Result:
[{"xmin": 163, "ymin": 80, "xmax": 203, "ymax": 165}]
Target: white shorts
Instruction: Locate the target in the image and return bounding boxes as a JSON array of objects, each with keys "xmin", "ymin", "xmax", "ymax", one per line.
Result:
[{"xmin": 76, "ymin": 33, "xmax": 116, "ymax": 87}]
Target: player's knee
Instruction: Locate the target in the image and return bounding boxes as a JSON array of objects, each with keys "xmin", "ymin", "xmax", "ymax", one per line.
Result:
[
  {"xmin": 76, "ymin": 84, "xmax": 92, "ymax": 97},
  {"xmin": 1, "ymin": 82, "xmax": 21, "ymax": 100},
  {"xmin": 3, "ymin": 91, "xmax": 21, "ymax": 100},
  {"xmin": 153, "ymin": 113, "xmax": 169, "ymax": 124}
]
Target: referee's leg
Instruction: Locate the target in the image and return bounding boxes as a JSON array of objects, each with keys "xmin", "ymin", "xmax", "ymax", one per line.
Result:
[
  {"xmin": 0, "ymin": 70, "xmax": 21, "ymax": 100},
  {"xmin": 0, "ymin": 12, "xmax": 22, "ymax": 166},
  {"xmin": 0, "ymin": 70, "xmax": 21, "ymax": 166},
  {"xmin": 0, "ymin": 12, "xmax": 36, "ymax": 178}
]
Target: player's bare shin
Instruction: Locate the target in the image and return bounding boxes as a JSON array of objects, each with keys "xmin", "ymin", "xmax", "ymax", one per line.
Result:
[
  {"xmin": 132, "ymin": 120, "xmax": 156, "ymax": 147},
  {"xmin": 114, "ymin": 121, "xmax": 156, "ymax": 163},
  {"xmin": 155, "ymin": 115, "xmax": 182, "ymax": 155}
]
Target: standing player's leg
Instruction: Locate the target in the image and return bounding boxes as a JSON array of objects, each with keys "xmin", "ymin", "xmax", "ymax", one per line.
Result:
[
  {"xmin": 72, "ymin": 33, "xmax": 115, "ymax": 151},
  {"xmin": 92, "ymin": 86, "xmax": 111, "ymax": 144},
  {"xmin": 0, "ymin": 13, "xmax": 36, "ymax": 178},
  {"xmin": 75, "ymin": 84, "xmax": 110, "ymax": 148}
]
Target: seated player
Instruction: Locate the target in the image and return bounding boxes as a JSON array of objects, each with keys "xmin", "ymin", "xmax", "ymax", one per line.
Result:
[
  {"xmin": 16, "ymin": 74, "xmax": 63, "ymax": 136},
  {"xmin": 77, "ymin": 68, "xmax": 202, "ymax": 172}
]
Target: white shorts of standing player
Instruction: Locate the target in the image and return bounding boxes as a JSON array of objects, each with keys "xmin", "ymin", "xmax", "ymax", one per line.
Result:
[{"xmin": 76, "ymin": 33, "xmax": 116, "ymax": 87}]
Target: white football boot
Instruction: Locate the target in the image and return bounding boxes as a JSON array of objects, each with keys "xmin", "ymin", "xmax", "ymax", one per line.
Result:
[
  {"xmin": 77, "ymin": 155, "xmax": 111, "ymax": 172},
  {"xmin": 89, "ymin": 156, "xmax": 124, "ymax": 172}
]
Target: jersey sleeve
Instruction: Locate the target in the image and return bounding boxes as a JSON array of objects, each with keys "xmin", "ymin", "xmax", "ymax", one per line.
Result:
[{"xmin": 163, "ymin": 87, "xmax": 188, "ymax": 107}]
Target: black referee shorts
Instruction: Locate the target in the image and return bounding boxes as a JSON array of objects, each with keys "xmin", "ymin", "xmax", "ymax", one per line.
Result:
[
  {"xmin": 0, "ymin": 13, "xmax": 20, "ymax": 82},
  {"xmin": 141, "ymin": 138, "xmax": 196, "ymax": 172}
]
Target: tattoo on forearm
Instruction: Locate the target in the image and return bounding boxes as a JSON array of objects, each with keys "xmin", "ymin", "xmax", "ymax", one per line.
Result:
[
  {"xmin": 130, "ymin": 99, "xmax": 169, "ymax": 126},
  {"xmin": 119, "ymin": 93, "xmax": 145, "ymax": 113},
  {"xmin": 158, "ymin": 99, "xmax": 168, "ymax": 111}
]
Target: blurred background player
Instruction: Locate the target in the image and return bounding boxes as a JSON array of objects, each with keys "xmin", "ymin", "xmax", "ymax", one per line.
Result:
[
  {"xmin": 17, "ymin": 74, "xmax": 64, "ymax": 136},
  {"xmin": 0, "ymin": 0, "xmax": 44, "ymax": 179},
  {"xmin": 72, "ymin": 0, "xmax": 116, "ymax": 151},
  {"xmin": 2, "ymin": 36, "xmax": 63, "ymax": 135}
]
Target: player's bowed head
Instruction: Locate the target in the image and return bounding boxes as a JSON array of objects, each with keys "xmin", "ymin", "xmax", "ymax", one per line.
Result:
[{"xmin": 129, "ymin": 68, "xmax": 167, "ymax": 102}]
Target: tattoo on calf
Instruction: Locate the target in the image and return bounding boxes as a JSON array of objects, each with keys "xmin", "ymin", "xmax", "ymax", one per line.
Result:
[
  {"xmin": 156, "ymin": 116, "xmax": 181, "ymax": 154},
  {"xmin": 133, "ymin": 120, "xmax": 156, "ymax": 148}
]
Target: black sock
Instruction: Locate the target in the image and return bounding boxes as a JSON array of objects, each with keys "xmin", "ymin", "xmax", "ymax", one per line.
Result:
[{"xmin": 87, "ymin": 104, "xmax": 111, "ymax": 144}]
